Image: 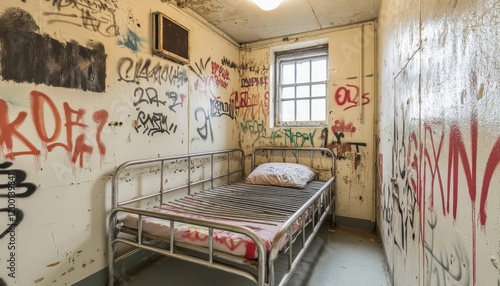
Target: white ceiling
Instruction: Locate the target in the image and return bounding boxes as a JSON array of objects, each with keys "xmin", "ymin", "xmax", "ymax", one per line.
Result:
[{"xmin": 172, "ymin": 0, "xmax": 381, "ymax": 44}]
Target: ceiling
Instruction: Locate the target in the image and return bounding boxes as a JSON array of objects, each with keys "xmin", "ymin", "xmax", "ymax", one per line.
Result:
[{"xmin": 172, "ymin": 0, "xmax": 381, "ymax": 44}]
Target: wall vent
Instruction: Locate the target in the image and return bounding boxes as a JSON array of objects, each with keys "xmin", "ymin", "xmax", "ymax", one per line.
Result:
[{"xmin": 152, "ymin": 12, "xmax": 189, "ymax": 64}]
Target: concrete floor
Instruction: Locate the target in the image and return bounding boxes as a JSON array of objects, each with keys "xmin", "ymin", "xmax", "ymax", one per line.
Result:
[{"xmin": 118, "ymin": 224, "xmax": 390, "ymax": 286}]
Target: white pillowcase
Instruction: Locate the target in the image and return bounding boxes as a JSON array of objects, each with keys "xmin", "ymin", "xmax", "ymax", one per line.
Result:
[{"xmin": 245, "ymin": 162, "xmax": 317, "ymax": 188}]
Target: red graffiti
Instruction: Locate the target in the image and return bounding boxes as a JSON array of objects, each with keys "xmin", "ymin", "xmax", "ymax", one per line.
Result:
[
  {"xmin": 331, "ymin": 119, "xmax": 356, "ymax": 133},
  {"xmin": 93, "ymin": 110, "xmax": 108, "ymax": 164},
  {"xmin": 422, "ymin": 123, "xmax": 445, "ymax": 212},
  {"xmin": 421, "ymin": 116, "xmax": 499, "ymax": 227},
  {"xmin": 214, "ymin": 234, "xmax": 244, "ymax": 251},
  {"xmin": 447, "ymin": 117, "xmax": 478, "ymax": 221},
  {"xmin": 0, "ymin": 91, "xmax": 108, "ymax": 168},
  {"xmin": 418, "ymin": 115, "xmax": 500, "ymax": 286},
  {"xmin": 480, "ymin": 137, "xmax": 500, "ymax": 226},
  {"xmin": 181, "ymin": 229, "xmax": 208, "ymax": 242},
  {"xmin": 230, "ymin": 90, "xmax": 269, "ymax": 121},
  {"xmin": 334, "ymin": 84, "xmax": 370, "ymax": 111},
  {"xmin": 0, "ymin": 101, "xmax": 40, "ymax": 159}
]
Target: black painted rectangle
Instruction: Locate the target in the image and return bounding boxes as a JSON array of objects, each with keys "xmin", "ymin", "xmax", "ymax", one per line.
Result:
[{"xmin": 0, "ymin": 31, "xmax": 106, "ymax": 93}]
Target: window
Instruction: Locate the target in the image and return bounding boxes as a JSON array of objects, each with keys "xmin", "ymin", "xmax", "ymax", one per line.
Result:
[{"xmin": 275, "ymin": 46, "xmax": 328, "ymax": 127}]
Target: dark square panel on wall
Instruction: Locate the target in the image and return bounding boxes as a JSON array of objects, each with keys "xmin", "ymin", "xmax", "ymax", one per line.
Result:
[{"xmin": 152, "ymin": 12, "xmax": 189, "ymax": 65}]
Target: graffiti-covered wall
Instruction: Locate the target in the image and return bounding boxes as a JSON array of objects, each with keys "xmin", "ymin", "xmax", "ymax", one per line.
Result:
[
  {"xmin": 239, "ymin": 25, "xmax": 377, "ymax": 226},
  {"xmin": 0, "ymin": 0, "xmax": 240, "ymax": 284},
  {"xmin": 377, "ymin": 0, "xmax": 500, "ymax": 285}
]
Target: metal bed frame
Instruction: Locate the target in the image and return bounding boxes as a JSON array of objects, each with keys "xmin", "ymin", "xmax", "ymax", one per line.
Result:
[{"xmin": 108, "ymin": 147, "xmax": 336, "ymax": 286}]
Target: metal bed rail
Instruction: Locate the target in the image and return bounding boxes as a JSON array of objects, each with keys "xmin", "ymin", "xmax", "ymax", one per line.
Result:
[
  {"xmin": 108, "ymin": 206, "xmax": 267, "ymax": 286},
  {"xmin": 268, "ymin": 177, "xmax": 335, "ymax": 286},
  {"xmin": 111, "ymin": 148, "xmax": 245, "ymax": 209},
  {"xmin": 250, "ymin": 146, "xmax": 336, "ymax": 286},
  {"xmin": 109, "ymin": 148, "xmax": 245, "ymax": 285}
]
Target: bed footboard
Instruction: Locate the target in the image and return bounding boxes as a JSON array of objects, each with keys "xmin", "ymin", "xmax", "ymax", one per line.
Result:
[{"xmin": 251, "ymin": 147, "xmax": 336, "ymax": 286}]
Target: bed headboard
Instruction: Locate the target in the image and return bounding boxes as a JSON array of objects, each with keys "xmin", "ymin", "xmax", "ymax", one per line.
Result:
[
  {"xmin": 111, "ymin": 147, "xmax": 334, "ymax": 209},
  {"xmin": 251, "ymin": 147, "xmax": 335, "ymax": 181}
]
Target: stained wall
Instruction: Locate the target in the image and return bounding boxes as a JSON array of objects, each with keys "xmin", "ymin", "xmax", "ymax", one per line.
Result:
[
  {"xmin": 377, "ymin": 0, "xmax": 500, "ymax": 285},
  {"xmin": 0, "ymin": 0, "xmax": 240, "ymax": 284}
]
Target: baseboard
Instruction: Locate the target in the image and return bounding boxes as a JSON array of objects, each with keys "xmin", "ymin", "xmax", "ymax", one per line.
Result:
[
  {"xmin": 72, "ymin": 248, "xmax": 158, "ymax": 286},
  {"xmin": 334, "ymin": 215, "xmax": 376, "ymax": 232},
  {"xmin": 376, "ymin": 224, "xmax": 394, "ymax": 286}
]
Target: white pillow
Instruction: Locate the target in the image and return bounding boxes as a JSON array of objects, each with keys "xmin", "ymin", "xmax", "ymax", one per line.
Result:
[{"xmin": 245, "ymin": 162, "xmax": 317, "ymax": 189}]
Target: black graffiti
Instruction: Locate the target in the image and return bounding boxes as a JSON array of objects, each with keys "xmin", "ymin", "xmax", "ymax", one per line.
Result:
[
  {"xmin": 117, "ymin": 58, "xmax": 188, "ymax": 86},
  {"xmin": 381, "ymin": 185, "xmax": 393, "ymax": 237},
  {"xmin": 167, "ymin": 92, "xmax": 184, "ymax": 112},
  {"xmin": 241, "ymin": 76, "xmax": 268, "ymax": 88},
  {"xmin": 133, "ymin": 87, "xmax": 185, "ymax": 113},
  {"xmin": 327, "ymin": 131, "xmax": 367, "ymax": 161},
  {"xmin": 392, "ymin": 179, "xmax": 417, "ymax": 252},
  {"xmin": 44, "ymin": 0, "xmax": 119, "ymax": 37},
  {"xmin": 347, "ymin": 142, "xmax": 368, "ymax": 167},
  {"xmin": 132, "ymin": 87, "xmax": 182, "ymax": 137},
  {"xmin": 134, "ymin": 87, "xmax": 166, "ymax": 107},
  {"xmin": 193, "ymin": 107, "xmax": 214, "ymax": 143},
  {"xmin": 333, "ymin": 132, "xmax": 344, "ymax": 145},
  {"xmin": 134, "ymin": 111, "xmax": 178, "ymax": 136},
  {"xmin": 221, "ymin": 56, "xmax": 238, "ymax": 70},
  {"xmin": 0, "ymin": 8, "xmax": 107, "ymax": 92},
  {"xmin": 191, "ymin": 57, "xmax": 211, "ymax": 78},
  {"xmin": 425, "ymin": 213, "xmax": 470, "ymax": 285},
  {"xmin": 210, "ymin": 99, "xmax": 235, "ymax": 119},
  {"xmin": 321, "ymin": 127, "xmax": 330, "ymax": 156},
  {"xmin": 0, "ymin": 162, "xmax": 36, "ymax": 239}
]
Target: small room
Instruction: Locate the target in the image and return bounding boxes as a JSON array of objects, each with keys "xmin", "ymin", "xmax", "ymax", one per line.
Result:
[{"xmin": 0, "ymin": 0, "xmax": 498, "ymax": 285}]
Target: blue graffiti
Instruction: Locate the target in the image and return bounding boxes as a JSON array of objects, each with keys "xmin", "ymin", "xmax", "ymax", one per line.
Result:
[{"xmin": 117, "ymin": 29, "xmax": 143, "ymax": 53}]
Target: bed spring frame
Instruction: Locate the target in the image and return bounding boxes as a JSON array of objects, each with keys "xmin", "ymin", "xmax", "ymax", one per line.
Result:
[{"xmin": 108, "ymin": 147, "xmax": 336, "ymax": 286}]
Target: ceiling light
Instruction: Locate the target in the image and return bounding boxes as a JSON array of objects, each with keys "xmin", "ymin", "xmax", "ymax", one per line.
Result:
[{"xmin": 252, "ymin": 0, "xmax": 284, "ymax": 11}]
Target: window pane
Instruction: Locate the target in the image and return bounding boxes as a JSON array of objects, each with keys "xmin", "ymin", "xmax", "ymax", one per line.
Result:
[
  {"xmin": 282, "ymin": 87, "xmax": 295, "ymax": 99},
  {"xmin": 311, "ymin": 99, "xmax": 326, "ymax": 121},
  {"xmin": 296, "ymin": 100, "xmax": 310, "ymax": 121},
  {"xmin": 311, "ymin": 84, "xmax": 326, "ymax": 97},
  {"xmin": 282, "ymin": 63, "xmax": 295, "ymax": 84},
  {"xmin": 296, "ymin": 61, "xmax": 310, "ymax": 83},
  {"xmin": 312, "ymin": 59, "xmax": 327, "ymax": 82},
  {"xmin": 296, "ymin": 85, "xmax": 310, "ymax": 98},
  {"xmin": 281, "ymin": 101, "xmax": 295, "ymax": 121},
  {"xmin": 276, "ymin": 46, "xmax": 328, "ymax": 126}
]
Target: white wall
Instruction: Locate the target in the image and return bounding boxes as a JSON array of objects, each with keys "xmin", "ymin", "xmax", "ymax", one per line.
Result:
[
  {"xmin": 239, "ymin": 23, "xmax": 377, "ymax": 225},
  {"xmin": 377, "ymin": 0, "xmax": 500, "ymax": 285},
  {"xmin": 0, "ymin": 0, "xmax": 240, "ymax": 284}
]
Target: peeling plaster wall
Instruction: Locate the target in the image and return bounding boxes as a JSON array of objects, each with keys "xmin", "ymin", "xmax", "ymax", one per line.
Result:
[
  {"xmin": 377, "ymin": 0, "xmax": 500, "ymax": 285},
  {"xmin": 0, "ymin": 0, "xmax": 240, "ymax": 285},
  {"xmin": 239, "ymin": 24, "xmax": 377, "ymax": 225}
]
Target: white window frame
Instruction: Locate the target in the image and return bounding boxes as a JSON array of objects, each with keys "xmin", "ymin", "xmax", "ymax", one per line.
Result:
[{"xmin": 274, "ymin": 45, "xmax": 328, "ymax": 127}]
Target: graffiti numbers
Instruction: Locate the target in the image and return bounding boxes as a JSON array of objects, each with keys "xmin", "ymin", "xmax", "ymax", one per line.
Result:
[
  {"xmin": 334, "ymin": 84, "xmax": 370, "ymax": 111},
  {"xmin": 132, "ymin": 87, "xmax": 182, "ymax": 136}
]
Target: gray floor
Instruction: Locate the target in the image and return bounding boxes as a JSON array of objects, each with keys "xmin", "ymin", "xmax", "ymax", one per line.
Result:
[{"xmin": 118, "ymin": 225, "xmax": 390, "ymax": 286}]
